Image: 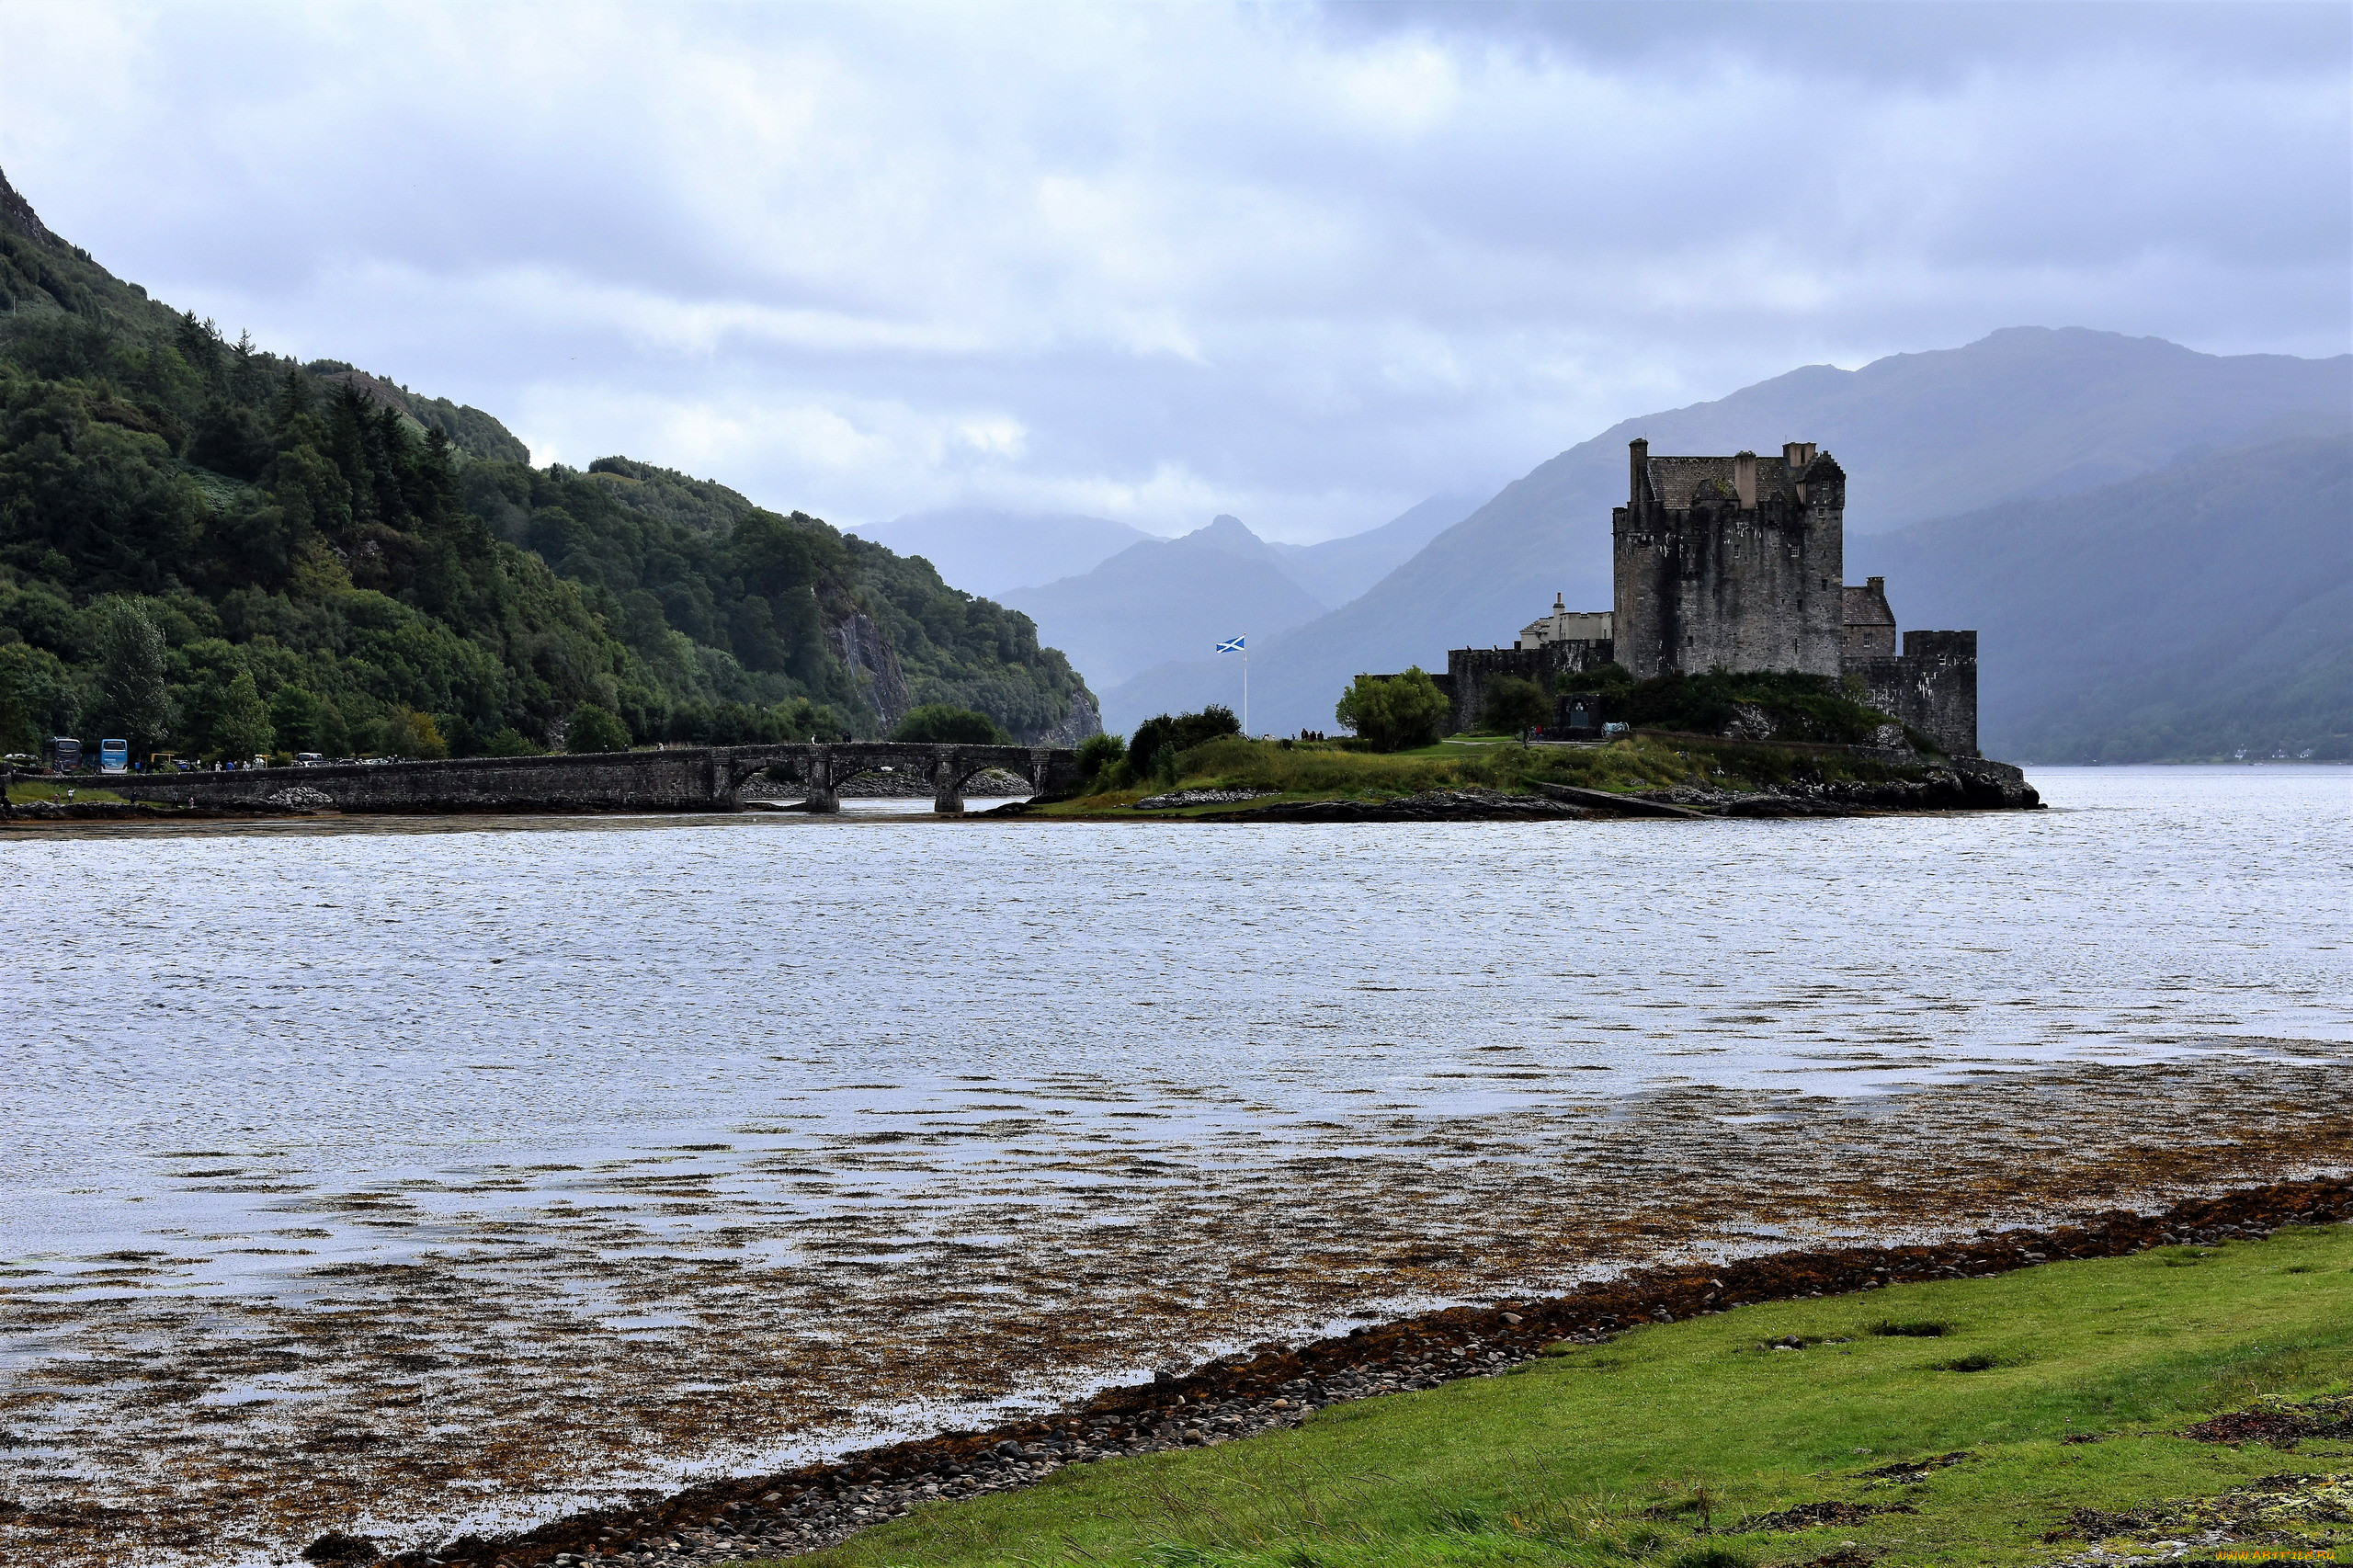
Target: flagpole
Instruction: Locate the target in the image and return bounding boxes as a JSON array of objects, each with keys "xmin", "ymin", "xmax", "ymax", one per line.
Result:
[{"xmin": 1243, "ymin": 644, "xmax": 1249, "ymax": 736}]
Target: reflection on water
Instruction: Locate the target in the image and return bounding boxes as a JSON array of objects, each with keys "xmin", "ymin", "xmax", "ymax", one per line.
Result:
[{"xmin": 0, "ymin": 767, "xmax": 2346, "ymax": 1564}]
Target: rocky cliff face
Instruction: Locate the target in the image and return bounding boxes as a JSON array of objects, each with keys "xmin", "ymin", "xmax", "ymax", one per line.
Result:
[{"xmin": 830, "ymin": 609, "xmax": 913, "ymax": 729}]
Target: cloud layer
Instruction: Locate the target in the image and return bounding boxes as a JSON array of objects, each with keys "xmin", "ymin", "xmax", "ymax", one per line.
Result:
[{"xmin": 6, "ymin": 1, "xmax": 2346, "ymax": 540}]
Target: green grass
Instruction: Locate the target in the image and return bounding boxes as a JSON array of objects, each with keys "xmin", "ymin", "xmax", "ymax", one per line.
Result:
[
  {"xmin": 6, "ymin": 779, "xmax": 127, "ymax": 803},
  {"xmin": 762, "ymin": 1225, "xmax": 2353, "ymax": 1567}
]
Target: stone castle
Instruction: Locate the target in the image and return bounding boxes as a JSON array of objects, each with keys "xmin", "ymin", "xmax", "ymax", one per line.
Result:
[{"xmin": 1436, "ymin": 439, "xmax": 1980, "ymax": 755}]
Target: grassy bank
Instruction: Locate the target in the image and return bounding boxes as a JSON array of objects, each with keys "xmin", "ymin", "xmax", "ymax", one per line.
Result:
[
  {"xmin": 767, "ymin": 1223, "xmax": 2353, "ymax": 1567},
  {"xmin": 1042, "ymin": 733, "xmax": 1927, "ymax": 815},
  {"xmin": 5, "ymin": 778, "xmax": 126, "ymax": 803}
]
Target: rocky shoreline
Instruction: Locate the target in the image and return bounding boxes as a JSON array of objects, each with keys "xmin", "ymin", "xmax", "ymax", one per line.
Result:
[{"xmin": 357, "ymin": 1175, "xmax": 2350, "ymax": 1568}]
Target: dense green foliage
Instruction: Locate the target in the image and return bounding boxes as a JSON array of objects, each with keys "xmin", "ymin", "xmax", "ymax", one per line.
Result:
[
  {"xmin": 1475, "ymin": 674, "xmax": 1551, "ymax": 735},
  {"xmin": 1549, "ymin": 664, "xmax": 1900, "ymax": 747},
  {"xmin": 1124, "ymin": 701, "xmax": 1251, "ymax": 777},
  {"xmin": 0, "ymin": 176, "xmax": 1095, "ymax": 762},
  {"xmin": 565, "ymin": 702, "xmax": 631, "ymax": 754},
  {"xmin": 1336, "ymin": 667, "xmax": 1449, "ymax": 751},
  {"xmin": 1074, "ymin": 731, "xmax": 1126, "ymax": 785},
  {"xmin": 462, "ymin": 455, "xmax": 1093, "ymax": 745},
  {"xmin": 891, "ymin": 704, "xmax": 1011, "ymax": 744},
  {"xmin": 789, "ymin": 1224, "xmax": 2353, "ymax": 1568}
]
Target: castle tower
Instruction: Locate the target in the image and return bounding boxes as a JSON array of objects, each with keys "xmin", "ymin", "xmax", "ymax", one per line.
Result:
[{"xmin": 1611, "ymin": 438, "xmax": 1847, "ymax": 679}]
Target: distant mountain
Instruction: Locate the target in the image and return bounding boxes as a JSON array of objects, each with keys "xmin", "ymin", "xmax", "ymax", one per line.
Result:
[
  {"xmin": 1852, "ymin": 422, "xmax": 2352, "ymax": 762},
  {"xmin": 999, "ymin": 514, "xmax": 1327, "ymax": 691},
  {"xmin": 1105, "ymin": 328, "xmax": 2352, "ymax": 738},
  {"xmin": 847, "ymin": 508, "xmax": 1156, "ymax": 597},
  {"xmin": 1269, "ymin": 491, "xmax": 1483, "ymax": 607}
]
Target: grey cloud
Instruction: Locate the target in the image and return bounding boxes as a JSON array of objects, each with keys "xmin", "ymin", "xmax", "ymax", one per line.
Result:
[{"xmin": 4, "ymin": 0, "xmax": 2343, "ymax": 543}]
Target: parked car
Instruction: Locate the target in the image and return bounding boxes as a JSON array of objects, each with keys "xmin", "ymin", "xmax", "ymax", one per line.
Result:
[{"xmin": 295, "ymin": 753, "xmax": 326, "ymax": 767}]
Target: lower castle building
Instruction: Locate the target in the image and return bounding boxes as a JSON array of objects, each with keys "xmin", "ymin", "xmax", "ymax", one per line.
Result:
[{"xmin": 1427, "ymin": 439, "xmax": 1980, "ymax": 756}]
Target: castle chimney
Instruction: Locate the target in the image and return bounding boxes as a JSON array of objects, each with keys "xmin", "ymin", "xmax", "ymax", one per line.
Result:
[
  {"xmin": 1629, "ymin": 437, "xmax": 1649, "ymax": 506},
  {"xmin": 1867, "ymin": 575, "xmax": 1883, "ymax": 593},
  {"xmin": 1553, "ymin": 593, "xmax": 1565, "ymax": 612},
  {"xmin": 1786, "ymin": 440, "xmax": 1817, "ymax": 500},
  {"xmin": 1733, "ymin": 450, "xmax": 1756, "ymax": 509}
]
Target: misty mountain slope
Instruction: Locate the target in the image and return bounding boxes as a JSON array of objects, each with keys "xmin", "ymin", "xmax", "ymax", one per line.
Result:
[
  {"xmin": 1850, "ymin": 430, "xmax": 2352, "ymax": 761},
  {"xmin": 847, "ymin": 508, "xmax": 1155, "ymax": 597},
  {"xmin": 1105, "ymin": 327, "xmax": 2350, "ymax": 737},
  {"xmin": 1270, "ymin": 491, "xmax": 1483, "ymax": 606},
  {"xmin": 999, "ymin": 515, "xmax": 1326, "ymax": 690}
]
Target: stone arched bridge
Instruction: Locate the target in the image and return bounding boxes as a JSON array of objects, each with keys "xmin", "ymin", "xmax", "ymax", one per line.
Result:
[
  {"xmin": 722, "ymin": 742, "xmax": 1081, "ymax": 813},
  {"xmin": 86, "ymin": 743, "xmax": 1085, "ymax": 817}
]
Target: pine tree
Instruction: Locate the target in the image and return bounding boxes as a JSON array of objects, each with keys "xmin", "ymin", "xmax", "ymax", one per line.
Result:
[
  {"xmin": 210, "ymin": 671, "xmax": 274, "ymax": 761},
  {"xmin": 96, "ymin": 600, "xmax": 176, "ymax": 754}
]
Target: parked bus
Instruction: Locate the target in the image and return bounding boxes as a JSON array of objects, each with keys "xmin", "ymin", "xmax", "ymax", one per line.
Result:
[
  {"xmin": 98, "ymin": 739, "xmax": 130, "ymax": 773},
  {"xmin": 43, "ymin": 737, "xmax": 81, "ymax": 773}
]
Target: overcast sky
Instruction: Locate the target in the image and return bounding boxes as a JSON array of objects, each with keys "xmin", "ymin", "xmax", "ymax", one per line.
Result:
[{"xmin": 6, "ymin": 1, "xmax": 2347, "ymax": 540}]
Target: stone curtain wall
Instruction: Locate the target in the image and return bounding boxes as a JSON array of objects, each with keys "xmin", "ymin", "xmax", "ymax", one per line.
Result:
[
  {"xmin": 90, "ymin": 744, "xmax": 1084, "ymax": 816},
  {"xmin": 1441, "ymin": 641, "xmax": 1618, "ymax": 736},
  {"xmin": 1853, "ymin": 630, "xmax": 1981, "ymax": 758}
]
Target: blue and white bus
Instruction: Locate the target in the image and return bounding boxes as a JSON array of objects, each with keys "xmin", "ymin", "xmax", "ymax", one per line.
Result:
[{"xmin": 98, "ymin": 739, "xmax": 130, "ymax": 773}]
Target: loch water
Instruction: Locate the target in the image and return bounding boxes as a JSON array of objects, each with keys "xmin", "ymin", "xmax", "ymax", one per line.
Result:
[{"xmin": 1, "ymin": 765, "xmax": 2347, "ymax": 1564}]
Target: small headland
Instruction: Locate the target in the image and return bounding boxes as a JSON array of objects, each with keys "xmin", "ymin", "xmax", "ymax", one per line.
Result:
[
  {"xmin": 358, "ymin": 1176, "xmax": 2347, "ymax": 1568},
  {"xmin": 1018, "ymin": 731, "xmax": 2040, "ymax": 823}
]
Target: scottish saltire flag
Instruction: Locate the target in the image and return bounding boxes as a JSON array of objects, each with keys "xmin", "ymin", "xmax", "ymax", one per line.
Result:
[{"xmin": 1215, "ymin": 636, "xmax": 1245, "ymax": 653}]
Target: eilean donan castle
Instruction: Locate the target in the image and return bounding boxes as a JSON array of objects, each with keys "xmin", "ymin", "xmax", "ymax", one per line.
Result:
[{"xmin": 1439, "ymin": 440, "xmax": 1980, "ymax": 755}]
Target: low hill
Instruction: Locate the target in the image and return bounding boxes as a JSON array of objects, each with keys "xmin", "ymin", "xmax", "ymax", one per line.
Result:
[
  {"xmin": 1853, "ymin": 425, "xmax": 2352, "ymax": 762},
  {"xmin": 1108, "ymin": 328, "xmax": 2350, "ymax": 738},
  {"xmin": 1001, "ymin": 515, "xmax": 1326, "ymax": 691},
  {"xmin": 0, "ymin": 167, "xmax": 1096, "ymax": 757}
]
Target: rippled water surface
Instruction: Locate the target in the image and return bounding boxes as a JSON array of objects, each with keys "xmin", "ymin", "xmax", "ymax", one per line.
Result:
[{"xmin": 2, "ymin": 766, "xmax": 2347, "ymax": 1564}]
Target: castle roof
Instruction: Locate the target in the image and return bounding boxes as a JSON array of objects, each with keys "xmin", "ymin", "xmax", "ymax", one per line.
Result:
[
  {"xmin": 1643, "ymin": 454, "xmax": 1799, "ymax": 509},
  {"xmin": 1843, "ymin": 580, "xmax": 1895, "ymax": 628},
  {"xmin": 1632, "ymin": 444, "xmax": 1841, "ymax": 510}
]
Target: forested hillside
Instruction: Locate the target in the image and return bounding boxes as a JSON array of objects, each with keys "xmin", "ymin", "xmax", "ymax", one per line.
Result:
[{"xmin": 0, "ymin": 169, "xmax": 1095, "ymax": 762}]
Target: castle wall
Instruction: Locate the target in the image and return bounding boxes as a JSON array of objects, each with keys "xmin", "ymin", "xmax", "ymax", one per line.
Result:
[
  {"xmin": 1443, "ymin": 641, "xmax": 1615, "ymax": 734},
  {"xmin": 1842, "ymin": 578, "xmax": 1897, "ymax": 658},
  {"xmin": 1852, "ymin": 630, "xmax": 1979, "ymax": 758}
]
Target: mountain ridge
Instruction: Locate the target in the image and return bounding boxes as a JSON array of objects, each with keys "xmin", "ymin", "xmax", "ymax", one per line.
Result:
[{"xmin": 1000, "ymin": 514, "xmax": 1326, "ymax": 689}]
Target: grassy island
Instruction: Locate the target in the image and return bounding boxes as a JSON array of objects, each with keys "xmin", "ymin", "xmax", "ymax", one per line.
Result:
[
  {"xmin": 1029, "ymin": 670, "xmax": 2034, "ymax": 820},
  {"xmin": 771, "ymin": 1223, "xmax": 2352, "ymax": 1568},
  {"xmin": 1028, "ymin": 731, "xmax": 1994, "ymax": 818}
]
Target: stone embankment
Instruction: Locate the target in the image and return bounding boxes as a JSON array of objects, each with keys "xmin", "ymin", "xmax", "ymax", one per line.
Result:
[{"xmin": 366, "ymin": 1176, "xmax": 2350, "ymax": 1568}]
